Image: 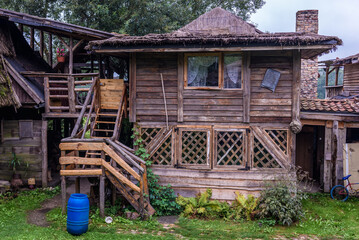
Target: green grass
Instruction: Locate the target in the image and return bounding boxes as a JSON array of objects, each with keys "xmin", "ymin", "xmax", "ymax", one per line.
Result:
[{"xmin": 1, "ymin": 190, "xmax": 359, "ymax": 239}]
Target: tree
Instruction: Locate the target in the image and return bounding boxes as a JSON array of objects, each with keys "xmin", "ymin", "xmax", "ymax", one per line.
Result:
[{"xmin": 0, "ymin": 0, "xmax": 265, "ymax": 35}]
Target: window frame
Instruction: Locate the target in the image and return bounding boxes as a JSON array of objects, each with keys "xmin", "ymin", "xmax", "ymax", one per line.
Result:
[{"xmin": 183, "ymin": 52, "xmax": 243, "ymax": 90}]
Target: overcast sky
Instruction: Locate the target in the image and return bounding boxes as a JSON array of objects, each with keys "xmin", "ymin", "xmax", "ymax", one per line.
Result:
[{"xmin": 249, "ymin": 0, "xmax": 359, "ymax": 60}]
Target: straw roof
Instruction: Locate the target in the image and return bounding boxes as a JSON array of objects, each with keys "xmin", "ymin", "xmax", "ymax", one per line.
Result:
[
  {"xmin": 0, "ymin": 57, "xmax": 21, "ymax": 108},
  {"xmin": 87, "ymin": 7, "xmax": 342, "ymax": 54}
]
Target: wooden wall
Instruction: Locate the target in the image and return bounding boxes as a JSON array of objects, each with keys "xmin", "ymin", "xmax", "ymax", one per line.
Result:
[
  {"xmin": 343, "ymin": 63, "xmax": 359, "ymax": 95},
  {"xmin": 250, "ymin": 52, "xmax": 293, "ymax": 123},
  {"xmin": 134, "ymin": 51, "xmax": 294, "ymax": 125},
  {"xmin": 0, "ymin": 120, "xmax": 43, "ymax": 182},
  {"xmin": 135, "ymin": 53, "xmax": 178, "ymax": 123}
]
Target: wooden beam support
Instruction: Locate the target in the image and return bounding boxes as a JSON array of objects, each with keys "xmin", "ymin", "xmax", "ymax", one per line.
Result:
[
  {"xmin": 292, "ymin": 50, "xmax": 301, "ymax": 123},
  {"xmin": 242, "ymin": 52, "xmax": 251, "ymax": 123},
  {"xmin": 48, "ymin": 33, "xmax": 53, "ymax": 67},
  {"xmin": 57, "ymin": 36, "xmax": 70, "ymax": 50},
  {"xmin": 68, "ymin": 76, "xmax": 76, "ymax": 113},
  {"xmin": 129, "ymin": 53, "xmax": 136, "ymax": 122},
  {"xmin": 69, "ymin": 36, "xmax": 73, "ymax": 74},
  {"xmin": 324, "ymin": 125, "xmax": 332, "ymax": 192},
  {"xmin": 39, "ymin": 30, "xmax": 44, "ymax": 58},
  {"xmin": 30, "ymin": 27, "xmax": 34, "ymax": 49},
  {"xmin": 177, "ymin": 53, "xmax": 184, "ymax": 122},
  {"xmin": 41, "ymin": 120, "xmax": 48, "ymax": 187},
  {"xmin": 99, "ymin": 168, "xmax": 105, "ymax": 218},
  {"xmin": 61, "ymin": 175, "xmax": 66, "ymax": 214}
]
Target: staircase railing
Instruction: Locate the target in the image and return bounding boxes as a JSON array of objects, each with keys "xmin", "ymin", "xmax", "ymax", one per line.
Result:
[{"xmin": 59, "ymin": 138, "xmax": 154, "ymax": 218}]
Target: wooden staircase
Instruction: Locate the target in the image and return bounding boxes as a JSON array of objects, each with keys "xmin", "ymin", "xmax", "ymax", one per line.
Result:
[{"xmin": 60, "ymin": 78, "xmax": 155, "ymax": 218}]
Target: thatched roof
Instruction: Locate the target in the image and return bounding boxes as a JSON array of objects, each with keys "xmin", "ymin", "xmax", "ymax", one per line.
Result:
[
  {"xmin": 0, "ymin": 57, "xmax": 21, "ymax": 108},
  {"xmin": 87, "ymin": 7, "xmax": 342, "ymax": 58},
  {"xmin": 0, "ymin": 19, "xmax": 15, "ymax": 57},
  {"xmin": 178, "ymin": 7, "xmax": 261, "ymax": 35},
  {"xmin": 333, "ymin": 53, "xmax": 359, "ymax": 65}
]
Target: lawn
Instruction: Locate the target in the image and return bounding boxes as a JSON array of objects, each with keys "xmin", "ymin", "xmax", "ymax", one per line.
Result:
[{"xmin": 0, "ymin": 189, "xmax": 358, "ymax": 239}]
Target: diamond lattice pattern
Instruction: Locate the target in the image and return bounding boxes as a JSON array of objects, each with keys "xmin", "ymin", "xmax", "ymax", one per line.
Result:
[
  {"xmin": 140, "ymin": 128, "xmax": 161, "ymax": 147},
  {"xmin": 265, "ymin": 129, "xmax": 288, "ymax": 154},
  {"xmin": 181, "ymin": 131, "xmax": 208, "ymax": 165},
  {"xmin": 217, "ymin": 131, "xmax": 244, "ymax": 166},
  {"xmin": 152, "ymin": 135, "xmax": 172, "ymax": 165},
  {"xmin": 253, "ymin": 137, "xmax": 281, "ymax": 168}
]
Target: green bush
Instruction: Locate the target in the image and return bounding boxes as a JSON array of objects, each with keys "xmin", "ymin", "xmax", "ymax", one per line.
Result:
[
  {"xmin": 176, "ymin": 189, "xmax": 231, "ymax": 219},
  {"xmin": 258, "ymin": 183, "xmax": 305, "ymax": 226}
]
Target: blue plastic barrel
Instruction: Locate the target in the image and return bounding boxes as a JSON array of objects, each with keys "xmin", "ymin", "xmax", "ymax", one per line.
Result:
[{"xmin": 67, "ymin": 193, "xmax": 89, "ymax": 235}]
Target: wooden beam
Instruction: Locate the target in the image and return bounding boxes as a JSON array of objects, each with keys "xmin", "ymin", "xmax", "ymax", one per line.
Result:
[
  {"xmin": 44, "ymin": 77, "xmax": 50, "ymax": 113},
  {"xmin": 60, "ymin": 157, "xmax": 102, "ymax": 165},
  {"xmin": 48, "ymin": 33, "xmax": 53, "ymax": 67},
  {"xmin": 177, "ymin": 53, "xmax": 184, "ymax": 122},
  {"xmin": 129, "ymin": 53, "xmax": 136, "ymax": 122},
  {"xmin": 68, "ymin": 76, "xmax": 76, "ymax": 113},
  {"xmin": 99, "ymin": 168, "xmax": 105, "ymax": 218},
  {"xmin": 323, "ymin": 125, "xmax": 332, "ymax": 192},
  {"xmin": 57, "ymin": 36, "xmax": 70, "ymax": 50},
  {"xmin": 325, "ymin": 66, "xmax": 329, "ymax": 87},
  {"xmin": 40, "ymin": 30, "xmax": 44, "ymax": 58},
  {"xmin": 93, "ymin": 45, "xmax": 335, "ymax": 54},
  {"xmin": 292, "ymin": 50, "xmax": 301, "ymax": 123},
  {"xmin": 301, "ymin": 119, "xmax": 326, "ymax": 126},
  {"xmin": 60, "ymin": 142, "xmax": 104, "ymax": 151},
  {"xmin": 335, "ymin": 67, "xmax": 339, "ymax": 86},
  {"xmin": 60, "ymin": 169, "xmax": 102, "ymax": 176},
  {"xmin": 69, "ymin": 36, "xmax": 73, "ymax": 74},
  {"xmin": 30, "ymin": 27, "xmax": 34, "ymax": 49},
  {"xmin": 41, "ymin": 120, "xmax": 48, "ymax": 187},
  {"xmin": 242, "ymin": 52, "xmax": 251, "ymax": 123},
  {"xmin": 336, "ymin": 125, "xmax": 346, "ymax": 185},
  {"xmin": 72, "ymin": 39, "xmax": 84, "ymax": 53}
]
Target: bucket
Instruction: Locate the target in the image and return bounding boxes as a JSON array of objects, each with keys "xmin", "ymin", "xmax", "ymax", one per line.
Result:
[{"xmin": 67, "ymin": 193, "xmax": 89, "ymax": 235}]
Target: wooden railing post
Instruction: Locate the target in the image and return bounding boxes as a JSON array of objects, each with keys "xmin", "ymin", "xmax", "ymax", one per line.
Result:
[
  {"xmin": 68, "ymin": 76, "xmax": 76, "ymax": 113},
  {"xmin": 44, "ymin": 77, "xmax": 50, "ymax": 113}
]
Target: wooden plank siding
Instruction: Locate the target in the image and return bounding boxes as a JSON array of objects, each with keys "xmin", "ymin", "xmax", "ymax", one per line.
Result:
[
  {"xmin": 0, "ymin": 120, "xmax": 43, "ymax": 181},
  {"xmin": 249, "ymin": 52, "xmax": 293, "ymax": 123},
  {"xmin": 343, "ymin": 63, "xmax": 359, "ymax": 95},
  {"xmin": 135, "ymin": 53, "xmax": 178, "ymax": 123}
]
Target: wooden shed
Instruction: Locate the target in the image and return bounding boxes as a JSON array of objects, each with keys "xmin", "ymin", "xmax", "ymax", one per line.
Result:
[{"xmin": 86, "ymin": 8, "xmax": 342, "ymax": 200}]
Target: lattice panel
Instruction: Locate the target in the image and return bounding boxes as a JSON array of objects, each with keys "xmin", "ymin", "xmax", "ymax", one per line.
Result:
[
  {"xmin": 152, "ymin": 135, "xmax": 172, "ymax": 165},
  {"xmin": 253, "ymin": 137, "xmax": 281, "ymax": 168},
  {"xmin": 216, "ymin": 131, "xmax": 244, "ymax": 166},
  {"xmin": 140, "ymin": 128, "xmax": 161, "ymax": 147},
  {"xmin": 265, "ymin": 129, "xmax": 288, "ymax": 154},
  {"xmin": 181, "ymin": 131, "xmax": 208, "ymax": 165}
]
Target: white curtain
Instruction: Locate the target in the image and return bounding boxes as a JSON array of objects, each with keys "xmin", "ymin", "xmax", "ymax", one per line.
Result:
[{"xmin": 188, "ymin": 56, "xmax": 218, "ymax": 86}]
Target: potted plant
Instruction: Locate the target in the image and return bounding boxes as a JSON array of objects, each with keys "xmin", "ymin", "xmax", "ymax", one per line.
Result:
[
  {"xmin": 56, "ymin": 48, "xmax": 66, "ymax": 63},
  {"xmin": 9, "ymin": 152, "xmax": 23, "ymax": 189}
]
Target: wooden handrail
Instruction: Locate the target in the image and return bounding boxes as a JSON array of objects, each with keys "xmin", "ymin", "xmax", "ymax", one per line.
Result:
[
  {"xmin": 81, "ymin": 87, "xmax": 97, "ymax": 139},
  {"xmin": 71, "ymin": 76, "xmax": 98, "ymax": 137},
  {"xmin": 111, "ymin": 87, "xmax": 126, "ymax": 140},
  {"xmin": 21, "ymin": 72, "xmax": 99, "ymax": 77}
]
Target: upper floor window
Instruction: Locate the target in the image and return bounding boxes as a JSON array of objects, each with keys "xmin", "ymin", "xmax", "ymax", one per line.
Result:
[{"xmin": 184, "ymin": 53, "xmax": 242, "ymax": 89}]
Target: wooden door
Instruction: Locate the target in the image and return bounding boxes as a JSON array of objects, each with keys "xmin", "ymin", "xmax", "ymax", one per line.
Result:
[{"xmin": 344, "ymin": 143, "xmax": 359, "ymax": 185}]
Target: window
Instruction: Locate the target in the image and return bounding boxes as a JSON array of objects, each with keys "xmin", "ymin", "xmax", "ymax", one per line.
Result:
[{"xmin": 184, "ymin": 53, "xmax": 242, "ymax": 89}]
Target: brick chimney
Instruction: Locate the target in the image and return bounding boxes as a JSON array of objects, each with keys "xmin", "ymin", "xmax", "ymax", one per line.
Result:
[{"xmin": 296, "ymin": 10, "xmax": 319, "ymax": 99}]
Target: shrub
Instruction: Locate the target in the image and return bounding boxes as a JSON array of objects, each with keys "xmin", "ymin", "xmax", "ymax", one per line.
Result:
[
  {"xmin": 231, "ymin": 192, "xmax": 259, "ymax": 221},
  {"xmin": 258, "ymin": 182, "xmax": 305, "ymax": 226},
  {"xmin": 176, "ymin": 189, "xmax": 232, "ymax": 219}
]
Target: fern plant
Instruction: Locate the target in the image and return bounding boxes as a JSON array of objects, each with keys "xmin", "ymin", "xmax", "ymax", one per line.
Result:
[{"xmin": 231, "ymin": 192, "xmax": 259, "ymax": 221}]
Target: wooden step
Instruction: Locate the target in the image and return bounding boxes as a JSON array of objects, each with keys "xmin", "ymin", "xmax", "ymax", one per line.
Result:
[
  {"xmin": 49, "ymin": 87, "xmax": 68, "ymax": 91},
  {"xmin": 97, "ymin": 112, "xmax": 117, "ymax": 116},
  {"xmin": 93, "ymin": 129, "xmax": 114, "ymax": 132},
  {"xmin": 49, "ymin": 106, "xmax": 69, "ymax": 110},
  {"xmin": 75, "ymin": 80, "xmax": 93, "ymax": 84},
  {"xmin": 50, "ymin": 95, "xmax": 68, "ymax": 98},
  {"xmin": 75, "ymin": 88, "xmax": 90, "ymax": 92},
  {"xmin": 49, "ymin": 80, "xmax": 67, "ymax": 84},
  {"xmin": 95, "ymin": 121, "xmax": 116, "ymax": 124},
  {"xmin": 91, "ymin": 136, "xmax": 110, "ymax": 139},
  {"xmin": 86, "ymin": 152, "xmax": 102, "ymax": 156}
]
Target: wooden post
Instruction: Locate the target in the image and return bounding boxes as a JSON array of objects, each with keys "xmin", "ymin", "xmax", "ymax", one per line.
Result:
[
  {"xmin": 30, "ymin": 28, "xmax": 34, "ymax": 49},
  {"xmin": 177, "ymin": 53, "xmax": 184, "ymax": 122},
  {"xmin": 99, "ymin": 167, "xmax": 105, "ymax": 218},
  {"xmin": 41, "ymin": 120, "xmax": 48, "ymax": 187},
  {"xmin": 334, "ymin": 121, "xmax": 346, "ymax": 186},
  {"xmin": 75, "ymin": 178, "xmax": 80, "ymax": 193},
  {"xmin": 48, "ymin": 33, "xmax": 53, "ymax": 67},
  {"xmin": 68, "ymin": 76, "xmax": 76, "ymax": 113},
  {"xmin": 289, "ymin": 130, "xmax": 296, "ymax": 166},
  {"xmin": 40, "ymin": 30, "xmax": 44, "ymax": 58},
  {"xmin": 69, "ymin": 36, "xmax": 73, "ymax": 74},
  {"xmin": 324, "ymin": 122, "xmax": 333, "ymax": 192},
  {"xmin": 242, "ymin": 52, "xmax": 251, "ymax": 123},
  {"xmin": 44, "ymin": 77, "xmax": 50, "ymax": 113},
  {"xmin": 98, "ymin": 55, "xmax": 104, "ymax": 79},
  {"xmin": 61, "ymin": 175, "xmax": 66, "ymax": 214},
  {"xmin": 129, "ymin": 53, "xmax": 136, "ymax": 122},
  {"xmin": 292, "ymin": 50, "xmax": 301, "ymax": 123}
]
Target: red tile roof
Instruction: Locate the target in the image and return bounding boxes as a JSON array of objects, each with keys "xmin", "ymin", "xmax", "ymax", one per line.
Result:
[{"xmin": 301, "ymin": 98, "xmax": 359, "ymax": 114}]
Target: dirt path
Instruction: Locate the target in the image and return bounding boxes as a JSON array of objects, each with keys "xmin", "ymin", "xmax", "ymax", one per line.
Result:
[{"xmin": 27, "ymin": 194, "xmax": 62, "ymax": 227}]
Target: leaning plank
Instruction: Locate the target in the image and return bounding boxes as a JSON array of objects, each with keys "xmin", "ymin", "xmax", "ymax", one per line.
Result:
[
  {"xmin": 60, "ymin": 169, "xmax": 102, "ymax": 176},
  {"xmin": 103, "ymin": 144, "xmax": 141, "ymax": 181},
  {"xmin": 59, "ymin": 157, "xmax": 102, "ymax": 165},
  {"xmin": 102, "ymin": 160, "xmax": 140, "ymax": 193}
]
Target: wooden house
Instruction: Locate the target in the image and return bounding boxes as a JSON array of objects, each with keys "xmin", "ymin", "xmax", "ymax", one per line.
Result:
[
  {"xmin": 0, "ymin": 8, "xmax": 116, "ymax": 186},
  {"xmin": 85, "ymin": 8, "xmax": 342, "ymax": 200}
]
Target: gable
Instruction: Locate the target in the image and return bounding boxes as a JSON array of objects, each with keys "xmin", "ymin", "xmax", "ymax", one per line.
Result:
[{"xmin": 178, "ymin": 7, "xmax": 261, "ymax": 35}]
